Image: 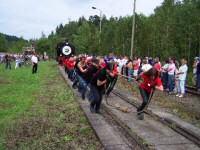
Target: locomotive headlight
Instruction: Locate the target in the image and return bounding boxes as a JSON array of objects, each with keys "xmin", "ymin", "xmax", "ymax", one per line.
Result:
[{"xmin": 62, "ymin": 46, "xmax": 72, "ymax": 56}]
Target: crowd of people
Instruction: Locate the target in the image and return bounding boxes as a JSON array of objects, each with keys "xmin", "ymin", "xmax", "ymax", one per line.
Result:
[
  {"xmin": 59, "ymin": 55, "xmax": 119, "ymax": 114},
  {"xmin": 0, "ymin": 52, "xmax": 50, "ymax": 72},
  {"xmin": 59, "ymin": 53, "xmax": 200, "ymax": 116},
  {"xmin": 107, "ymin": 53, "xmax": 200, "ymax": 96},
  {"xmin": 0, "ymin": 52, "xmax": 41, "ymax": 74},
  {"xmin": 58, "ymin": 52, "xmax": 200, "ymax": 118},
  {"xmin": 0, "ymin": 54, "xmax": 24, "ymax": 69}
]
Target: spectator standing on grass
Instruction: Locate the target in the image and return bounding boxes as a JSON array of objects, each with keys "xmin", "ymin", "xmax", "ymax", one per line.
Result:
[
  {"xmin": 15, "ymin": 56, "xmax": 20, "ymax": 69},
  {"xmin": 5, "ymin": 54, "xmax": 11, "ymax": 70},
  {"xmin": 31, "ymin": 52, "xmax": 38, "ymax": 74},
  {"xmin": 176, "ymin": 58, "xmax": 188, "ymax": 98},
  {"xmin": 167, "ymin": 58, "xmax": 176, "ymax": 94},
  {"xmin": 197, "ymin": 58, "xmax": 200, "ymax": 92}
]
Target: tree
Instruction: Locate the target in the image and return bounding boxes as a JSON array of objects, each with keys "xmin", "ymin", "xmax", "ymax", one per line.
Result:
[{"xmin": 0, "ymin": 34, "xmax": 8, "ymax": 52}]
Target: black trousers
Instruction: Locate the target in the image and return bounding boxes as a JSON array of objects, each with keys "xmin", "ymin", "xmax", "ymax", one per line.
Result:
[
  {"xmin": 90, "ymin": 85, "xmax": 103, "ymax": 112},
  {"xmin": 137, "ymin": 87, "xmax": 153, "ymax": 113},
  {"xmin": 106, "ymin": 76, "xmax": 118, "ymax": 96},
  {"xmin": 5, "ymin": 61, "xmax": 11, "ymax": 69},
  {"xmin": 32, "ymin": 63, "xmax": 38, "ymax": 74}
]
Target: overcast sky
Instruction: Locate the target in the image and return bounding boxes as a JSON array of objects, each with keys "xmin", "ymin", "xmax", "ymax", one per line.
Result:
[{"xmin": 0, "ymin": 0, "xmax": 163, "ymax": 39}]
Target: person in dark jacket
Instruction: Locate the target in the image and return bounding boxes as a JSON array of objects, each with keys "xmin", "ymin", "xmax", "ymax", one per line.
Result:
[
  {"xmin": 5, "ymin": 54, "xmax": 11, "ymax": 69},
  {"xmin": 89, "ymin": 58, "xmax": 107, "ymax": 113}
]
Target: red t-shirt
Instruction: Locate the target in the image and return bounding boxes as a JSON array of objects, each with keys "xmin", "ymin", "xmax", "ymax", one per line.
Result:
[
  {"xmin": 139, "ymin": 74, "xmax": 162, "ymax": 93},
  {"xmin": 112, "ymin": 64, "xmax": 118, "ymax": 76},
  {"xmin": 67, "ymin": 59, "xmax": 75, "ymax": 70},
  {"xmin": 64, "ymin": 58, "xmax": 69, "ymax": 67},
  {"xmin": 154, "ymin": 62, "xmax": 161, "ymax": 72}
]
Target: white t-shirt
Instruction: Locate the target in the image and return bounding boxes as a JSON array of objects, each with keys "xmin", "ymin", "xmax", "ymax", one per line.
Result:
[
  {"xmin": 31, "ymin": 55, "xmax": 38, "ymax": 64},
  {"xmin": 178, "ymin": 64, "xmax": 188, "ymax": 80},
  {"xmin": 141, "ymin": 64, "xmax": 152, "ymax": 72},
  {"xmin": 162, "ymin": 63, "xmax": 169, "ymax": 72}
]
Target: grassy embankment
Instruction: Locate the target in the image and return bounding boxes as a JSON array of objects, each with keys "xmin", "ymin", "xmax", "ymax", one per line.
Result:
[{"xmin": 0, "ymin": 61, "xmax": 101, "ymax": 150}]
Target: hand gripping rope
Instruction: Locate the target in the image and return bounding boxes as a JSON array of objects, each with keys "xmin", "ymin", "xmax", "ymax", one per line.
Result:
[
  {"xmin": 104, "ymin": 73, "xmax": 155, "ymax": 114},
  {"xmin": 104, "ymin": 75, "xmax": 132, "ymax": 113}
]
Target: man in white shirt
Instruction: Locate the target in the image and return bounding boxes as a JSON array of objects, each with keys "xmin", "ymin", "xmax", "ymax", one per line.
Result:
[
  {"xmin": 31, "ymin": 52, "xmax": 38, "ymax": 74},
  {"xmin": 176, "ymin": 59, "xmax": 188, "ymax": 98}
]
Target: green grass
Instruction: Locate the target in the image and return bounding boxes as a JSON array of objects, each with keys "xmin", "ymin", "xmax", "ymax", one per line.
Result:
[{"xmin": 0, "ymin": 62, "xmax": 101, "ymax": 150}]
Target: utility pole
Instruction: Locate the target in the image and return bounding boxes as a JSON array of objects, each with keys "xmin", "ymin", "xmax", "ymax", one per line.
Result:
[
  {"xmin": 92, "ymin": 7, "xmax": 102, "ymax": 49},
  {"xmin": 131, "ymin": 0, "xmax": 136, "ymax": 59}
]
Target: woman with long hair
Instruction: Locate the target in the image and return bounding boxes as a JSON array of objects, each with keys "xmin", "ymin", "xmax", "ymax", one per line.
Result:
[{"xmin": 137, "ymin": 68, "xmax": 163, "ymax": 118}]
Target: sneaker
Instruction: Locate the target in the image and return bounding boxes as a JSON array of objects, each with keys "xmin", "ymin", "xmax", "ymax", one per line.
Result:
[
  {"xmin": 179, "ymin": 94, "xmax": 184, "ymax": 98},
  {"xmin": 176, "ymin": 94, "xmax": 180, "ymax": 97}
]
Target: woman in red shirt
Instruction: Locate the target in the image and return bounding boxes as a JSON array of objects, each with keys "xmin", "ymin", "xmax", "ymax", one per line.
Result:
[{"xmin": 137, "ymin": 68, "xmax": 163, "ymax": 115}]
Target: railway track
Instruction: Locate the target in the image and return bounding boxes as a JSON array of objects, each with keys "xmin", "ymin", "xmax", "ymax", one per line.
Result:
[
  {"xmin": 60, "ymin": 66, "xmax": 200, "ymax": 149},
  {"xmin": 186, "ymin": 85, "xmax": 200, "ymax": 96},
  {"xmin": 111, "ymin": 89, "xmax": 200, "ymax": 148},
  {"xmin": 101, "ymin": 105, "xmax": 148, "ymax": 150}
]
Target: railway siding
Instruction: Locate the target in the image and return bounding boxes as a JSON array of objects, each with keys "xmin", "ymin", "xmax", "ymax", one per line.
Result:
[
  {"xmin": 60, "ymin": 66, "xmax": 200, "ymax": 150},
  {"xmin": 59, "ymin": 66, "xmax": 141, "ymax": 150},
  {"xmin": 105, "ymin": 93, "xmax": 200, "ymax": 150}
]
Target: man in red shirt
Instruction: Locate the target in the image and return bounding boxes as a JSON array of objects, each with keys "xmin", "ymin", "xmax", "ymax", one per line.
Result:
[{"xmin": 66, "ymin": 56, "xmax": 75, "ymax": 80}]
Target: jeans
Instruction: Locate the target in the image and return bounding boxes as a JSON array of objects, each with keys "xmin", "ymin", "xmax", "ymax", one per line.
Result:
[
  {"xmin": 162, "ymin": 72, "xmax": 168, "ymax": 89},
  {"xmin": 77, "ymin": 75, "xmax": 87, "ymax": 99},
  {"xmin": 67, "ymin": 69, "xmax": 74, "ymax": 81},
  {"xmin": 177, "ymin": 80, "xmax": 186, "ymax": 94},
  {"xmin": 128, "ymin": 69, "xmax": 133, "ymax": 82},
  {"xmin": 72, "ymin": 69, "xmax": 79, "ymax": 88},
  {"xmin": 168, "ymin": 74, "xmax": 175, "ymax": 92},
  {"xmin": 89, "ymin": 85, "xmax": 103, "ymax": 112}
]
